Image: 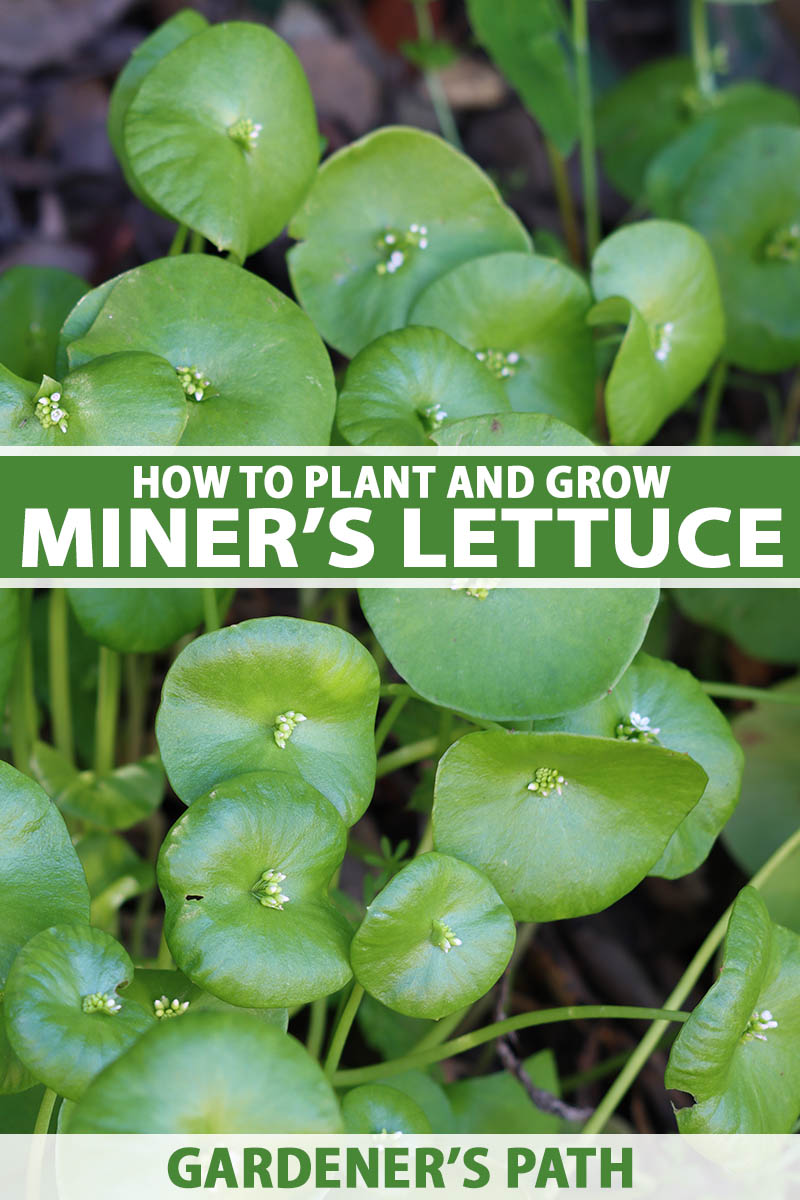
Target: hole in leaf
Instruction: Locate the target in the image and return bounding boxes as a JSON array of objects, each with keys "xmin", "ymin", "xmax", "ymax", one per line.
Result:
[{"xmin": 184, "ymin": 894, "xmax": 204, "ymax": 902}]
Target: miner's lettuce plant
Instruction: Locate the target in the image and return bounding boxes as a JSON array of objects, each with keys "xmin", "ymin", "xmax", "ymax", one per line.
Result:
[{"xmin": 1, "ymin": 592, "xmax": 800, "ymax": 1138}]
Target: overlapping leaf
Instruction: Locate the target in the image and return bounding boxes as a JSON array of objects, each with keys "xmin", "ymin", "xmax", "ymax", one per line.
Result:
[{"xmin": 0, "ymin": 266, "xmax": 88, "ymax": 380}]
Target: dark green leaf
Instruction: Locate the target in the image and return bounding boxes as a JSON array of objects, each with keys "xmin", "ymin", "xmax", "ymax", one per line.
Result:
[
  {"xmin": 0, "ymin": 589, "xmax": 20, "ymax": 717},
  {"xmin": 666, "ymin": 887, "xmax": 800, "ymax": 1133},
  {"xmin": 342, "ymin": 1084, "xmax": 432, "ymax": 1133},
  {"xmin": 68, "ymin": 1012, "xmax": 343, "ymax": 1132},
  {"xmin": 351, "ymin": 852, "xmax": 515, "ymax": 1019},
  {"xmin": 0, "ymin": 266, "xmax": 88, "ymax": 380},
  {"xmin": 447, "ymin": 1049, "xmax": 563, "ymax": 1134},
  {"xmin": 673, "ymin": 588, "xmax": 800, "ymax": 662},
  {"xmin": 433, "ymin": 730, "xmax": 707, "ymax": 921},
  {"xmin": 158, "ymin": 771, "xmax": 352, "ymax": 1008},
  {"xmin": 31, "ymin": 742, "xmax": 165, "ymax": 832},
  {"xmin": 288, "ymin": 126, "xmax": 531, "ymax": 357},
  {"xmin": 359, "ymin": 588, "xmax": 658, "ymax": 721},
  {"xmin": 67, "ymin": 586, "xmax": 230, "ymax": 653}
]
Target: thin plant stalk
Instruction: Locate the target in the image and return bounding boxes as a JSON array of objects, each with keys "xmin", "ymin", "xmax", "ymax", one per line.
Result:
[
  {"xmin": 412, "ymin": 0, "xmax": 462, "ymax": 150},
  {"xmin": 696, "ymin": 360, "xmax": 728, "ymax": 446},
  {"xmin": 10, "ymin": 588, "xmax": 37, "ymax": 776},
  {"xmin": 583, "ymin": 824, "xmax": 800, "ymax": 1133},
  {"xmin": 168, "ymin": 224, "xmax": 188, "ymax": 256},
  {"xmin": 544, "ymin": 140, "xmax": 582, "ymax": 264},
  {"xmin": 189, "ymin": 229, "xmax": 205, "ymax": 253},
  {"xmin": 374, "ymin": 693, "xmax": 410, "ymax": 752},
  {"xmin": 124, "ymin": 653, "xmax": 151, "ymax": 763},
  {"xmin": 700, "ymin": 680, "xmax": 800, "ymax": 706},
  {"xmin": 331, "ymin": 1004, "xmax": 690, "ymax": 1087},
  {"xmin": 376, "ymin": 736, "xmax": 438, "ymax": 779},
  {"xmin": 94, "ymin": 646, "xmax": 121, "ymax": 776},
  {"xmin": 572, "ymin": 0, "xmax": 600, "ymax": 257},
  {"xmin": 47, "ymin": 589, "xmax": 73, "ymax": 764},
  {"xmin": 690, "ymin": 0, "xmax": 716, "ymax": 101},
  {"xmin": 324, "ymin": 983, "xmax": 365, "ymax": 1077},
  {"xmin": 33, "ymin": 1086, "xmax": 58, "ymax": 1134},
  {"xmin": 306, "ymin": 997, "xmax": 327, "ymax": 1060},
  {"xmin": 202, "ymin": 588, "xmax": 220, "ymax": 633}
]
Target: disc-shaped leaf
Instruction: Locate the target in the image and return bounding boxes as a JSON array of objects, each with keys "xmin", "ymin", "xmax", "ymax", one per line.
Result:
[
  {"xmin": 67, "ymin": 586, "xmax": 230, "ymax": 653},
  {"xmin": 433, "ymin": 412, "xmax": 592, "ymax": 447},
  {"xmin": 123, "ymin": 967, "xmax": 288, "ymax": 1030},
  {"xmin": 0, "ymin": 352, "xmax": 187, "ymax": 445},
  {"xmin": 342, "ymin": 1084, "xmax": 432, "ymax": 1134},
  {"xmin": 359, "ymin": 588, "xmax": 658, "ymax": 722},
  {"xmin": 466, "ymin": 0, "xmax": 577, "ymax": 156},
  {"xmin": 680, "ymin": 125, "xmax": 800, "ymax": 371},
  {"xmin": 4, "ymin": 924, "xmax": 150, "ymax": 1100},
  {"xmin": 595, "ymin": 57, "xmax": 697, "ymax": 200},
  {"xmin": 723, "ymin": 677, "xmax": 800, "ymax": 878},
  {"xmin": 645, "ymin": 84, "xmax": 800, "ymax": 220},
  {"xmin": 123, "ymin": 23, "xmax": 319, "ymax": 261},
  {"xmin": 0, "ymin": 764, "xmax": 90, "ymax": 1093},
  {"xmin": 433, "ymin": 730, "xmax": 707, "ymax": 921},
  {"xmin": 536, "ymin": 653, "xmax": 743, "ymax": 879},
  {"xmin": 336, "ymin": 326, "xmax": 509, "ymax": 446},
  {"xmin": 590, "ymin": 221, "xmax": 724, "ymax": 444},
  {"xmin": 351, "ymin": 852, "xmax": 515, "ymax": 1019},
  {"xmin": 158, "ymin": 771, "xmax": 352, "ymax": 1008},
  {"xmin": 68, "ymin": 1012, "xmax": 342, "ymax": 1132},
  {"xmin": 666, "ymin": 887, "xmax": 800, "ymax": 1133},
  {"xmin": 56, "ymin": 277, "xmax": 120, "ymax": 378},
  {"xmin": 66, "ymin": 256, "xmax": 335, "ymax": 445},
  {"xmin": 410, "ymin": 252, "xmax": 595, "ymax": 432},
  {"xmin": 381, "ymin": 1069, "xmax": 454, "ymax": 1133},
  {"xmin": 673, "ymin": 588, "xmax": 800, "ymax": 663},
  {"xmin": 156, "ymin": 617, "xmax": 379, "ymax": 825},
  {"xmin": 0, "ymin": 589, "xmax": 19, "ymax": 717},
  {"xmin": 107, "ymin": 9, "xmax": 208, "ymax": 211},
  {"xmin": 0, "ymin": 266, "xmax": 88, "ymax": 380},
  {"xmin": 447, "ymin": 1049, "xmax": 562, "ymax": 1134},
  {"xmin": 288, "ymin": 126, "xmax": 531, "ymax": 357}
]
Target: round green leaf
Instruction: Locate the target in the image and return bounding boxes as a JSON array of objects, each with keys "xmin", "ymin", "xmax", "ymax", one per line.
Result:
[
  {"xmin": 156, "ymin": 617, "xmax": 379, "ymax": 825},
  {"xmin": 433, "ymin": 411, "xmax": 592, "ymax": 447},
  {"xmin": 590, "ymin": 220, "xmax": 724, "ymax": 444},
  {"xmin": 666, "ymin": 887, "xmax": 800, "ymax": 1133},
  {"xmin": 680, "ymin": 125, "xmax": 800, "ymax": 371},
  {"xmin": 536, "ymin": 653, "xmax": 744, "ymax": 880},
  {"xmin": 4, "ymin": 924, "xmax": 150, "ymax": 1100},
  {"xmin": 66, "ymin": 256, "xmax": 335, "ymax": 445},
  {"xmin": 123, "ymin": 967, "xmax": 288, "ymax": 1030},
  {"xmin": 124, "ymin": 22, "xmax": 318, "ymax": 261},
  {"xmin": 723, "ymin": 677, "xmax": 800, "ymax": 878},
  {"xmin": 288, "ymin": 126, "xmax": 531, "ymax": 357},
  {"xmin": 158, "ymin": 771, "xmax": 352, "ymax": 1008},
  {"xmin": 68, "ymin": 1011, "xmax": 342, "ymax": 1132},
  {"xmin": 342, "ymin": 1084, "xmax": 432, "ymax": 1134},
  {"xmin": 381, "ymin": 1069, "xmax": 454, "ymax": 1133},
  {"xmin": 0, "ymin": 763, "xmax": 90, "ymax": 1093},
  {"xmin": 0, "ymin": 353, "xmax": 187, "ymax": 445},
  {"xmin": 447, "ymin": 1049, "xmax": 562, "ymax": 1135},
  {"xmin": 410, "ymin": 252, "xmax": 595, "ymax": 431},
  {"xmin": 645, "ymin": 84, "xmax": 800, "ymax": 219},
  {"xmin": 107, "ymin": 9, "xmax": 209, "ymax": 212},
  {"xmin": 336, "ymin": 326, "xmax": 509, "ymax": 446},
  {"xmin": 432, "ymin": 730, "xmax": 707, "ymax": 921},
  {"xmin": 673, "ymin": 588, "xmax": 800, "ymax": 663},
  {"xmin": 351, "ymin": 852, "xmax": 515, "ymax": 1019},
  {"xmin": 595, "ymin": 57, "xmax": 697, "ymax": 200},
  {"xmin": 55, "ymin": 276, "xmax": 120, "ymax": 378},
  {"xmin": 0, "ymin": 589, "xmax": 20, "ymax": 717},
  {"xmin": 359, "ymin": 588, "xmax": 658, "ymax": 722},
  {"xmin": 0, "ymin": 266, "xmax": 88, "ymax": 380},
  {"xmin": 67, "ymin": 586, "xmax": 230, "ymax": 653}
]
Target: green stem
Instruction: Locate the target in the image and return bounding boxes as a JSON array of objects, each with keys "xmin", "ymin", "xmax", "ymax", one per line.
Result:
[
  {"xmin": 544, "ymin": 140, "xmax": 582, "ymax": 265},
  {"xmin": 696, "ymin": 359, "xmax": 728, "ymax": 446},
  {"xmin": 157, "ymin": 926, "xmax": 173, "ymax": 969},
  {"xmin": 94, "ymin": 647, "xmax": 121, "ymax": 776},
  {"xmin": 202, "ymin": 588, "xmax": 219, "ymax": 634},
  {"xmin": 324, "ymin": 983, "xmax": 364, "ymax": 1077},
  {"xmin": 375, "ymin": 693, "xmax": 410, "ymax": 753},
  {"xmin": 583, "ymin": 824, "xmax": 800, "ymax": 1133},
  {"xmin": 33, "ymin": 1086, "xmax": 58, "ymax": 1135},
  {"xmin": 689, "ymin": 0, "xmax": 716, "ymax": 101},
  {"xmin": 124, "ymin": 653, "xmax": 151, "ymax": 763},
  {"xmin": 376, "ymin": 736, "xmax": 438, "ymax": 779},
  {"xmin": 189, "ymin": 229, "xmax": 204, "ymax": 253},
  {"xmin": 412, "ymin": 0, "xmax": 461, "ymax": 149},
  {"xmin": 411, "ymin": 1006, "xmax": 470, "ymax": 1054},
  {"xmin": 10, "ymin": 588, "xmax": 36, "ymax": 775},
  {"xmin": 47, "ymin": 589, "xmax": 73, "ymax": 764},
  {"xmin": 306, "ymin": 997, "xmax": 327, "ymax": 1060},
  {"xmin": 332, "ymin": 1005, "xmax": 689, "ymax": 1087},
  {"xmin": 700, "ymin": 681, "xmax": 800, "ymax": 706},
  {"xmin": 168, "ymin": 224, "xmax": 188, "ymax": 256},
  {"xmin": 572, "ymin": 0, "xmax": 600, "ymax": 258}
]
